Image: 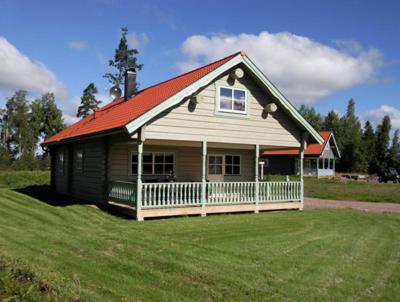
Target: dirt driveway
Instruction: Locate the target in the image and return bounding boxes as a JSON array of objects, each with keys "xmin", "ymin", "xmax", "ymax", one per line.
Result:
[{"xmin": 304, "ymin": 197, "xmax": 400, "ymax": 213}]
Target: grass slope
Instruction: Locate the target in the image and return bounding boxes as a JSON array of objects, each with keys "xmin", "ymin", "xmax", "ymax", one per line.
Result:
[
  {"xmin": 0, "ymin": 188, "xmax": 400, "ymax": 301},
  {"xmin": 304, "ymin": 178, "xmax": 400, "ymax": 203},
  {"xmin": 0, "ymin": 170, "xmax": 49, "ymax": 189}
]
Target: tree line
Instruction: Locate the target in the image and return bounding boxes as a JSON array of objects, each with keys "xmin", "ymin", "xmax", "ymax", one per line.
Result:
[
  {"xmin": 299, "ymin": 99, "xmax": 400, "ymax": 174},
  {"xmin": 0, "ymin": 27, "xmax": 141, "ymax": 171}
]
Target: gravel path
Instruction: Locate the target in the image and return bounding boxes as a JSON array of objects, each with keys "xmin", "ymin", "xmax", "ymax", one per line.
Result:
[{"xmin": 304, "ymin": 197, "xmax": 400, "ymax": 213}]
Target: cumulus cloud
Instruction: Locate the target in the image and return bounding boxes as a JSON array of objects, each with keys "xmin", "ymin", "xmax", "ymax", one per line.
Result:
[
  {"xmin": 362, "ymin": 105, "xmax": 400, "ymax": 129},
  {"xmin": 68, "ymin": 41, "xmax": 87, "ymax": 49},
  {"xmin": 127, "ymin": 32, "xmax": 149, "ymax": 52},
  {"xmin": 0, "ymin": 37, "xmax": 67, "ymax": 98},
  {"xmin": 178, "ymin": 32, "xmax": 383, "ymax": 105}
]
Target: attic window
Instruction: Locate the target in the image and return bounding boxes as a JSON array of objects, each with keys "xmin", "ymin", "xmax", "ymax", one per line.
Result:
[{"xmin": 218, "ymin": 87, "xmax": 247, "ymax": 114}]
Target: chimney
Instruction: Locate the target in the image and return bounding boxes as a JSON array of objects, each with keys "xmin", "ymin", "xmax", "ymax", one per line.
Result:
[{"xmin": 124, "ymin": 68, "xmax": 136, "ymax": 101}]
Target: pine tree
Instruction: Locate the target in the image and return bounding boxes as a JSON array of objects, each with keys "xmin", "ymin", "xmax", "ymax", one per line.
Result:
[
  {"xmin": 374, "ymin": 115, "xmax": 391, "ymax": 173},
  {"xmin": 389, "ymin": 129, "xmax": 400, "ymax": 171},
  {"xmin": 339, "ymin": 99, "xmax": 367, "ymax": 172},
  {"xmin": 362, "ymin": 121, "xmax": 376, "ymax": 173},
  {"xmin": 298, "ymin": 105, "xmax": 324, "ymax": 131},
  {"xmin": 77, "ymin": 83, "xmax": 101, "ymax": 118},
  {"xmin": 104, "ymin": 27, "xmax": 143, "ymax": 89}
]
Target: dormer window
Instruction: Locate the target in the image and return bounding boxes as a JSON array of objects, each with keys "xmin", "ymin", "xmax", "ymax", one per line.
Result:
[{"xmin": 218, "ymin": 87, "xmax": 247, "ymax": 114}]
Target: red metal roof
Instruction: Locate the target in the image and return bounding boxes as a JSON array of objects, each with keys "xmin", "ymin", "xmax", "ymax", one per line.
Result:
[
  {"xmin": 44, "ymin": 52, "xmax": 239, "ymax": 145},
  {"xmin": 263, "ymin": 131, "xmax": 332, "ymax": 156}
]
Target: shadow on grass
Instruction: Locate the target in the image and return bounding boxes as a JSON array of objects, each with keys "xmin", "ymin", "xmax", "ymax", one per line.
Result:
[{"xmin": 14, "ymin": 185, "xmax": 133, "ymax": 219}]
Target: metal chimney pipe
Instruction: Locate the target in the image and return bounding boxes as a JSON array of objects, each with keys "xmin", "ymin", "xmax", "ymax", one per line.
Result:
[{"xmin": 124, "ymin": 68, "xmax": 136, "ymax": 101}]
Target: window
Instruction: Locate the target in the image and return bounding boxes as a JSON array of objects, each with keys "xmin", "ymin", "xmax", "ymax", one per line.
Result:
[
  {"xmin": 329, "ymin": 159, "xmax": 334, "ymax": 170},
  {"xmin": 319, "ymin": 158, "xmax": 323, "ymax": 169},
  {"xmin": 208, "ymin": 155, "xmax": 223, "ymax": 175},
  {"xmin": 75, "ymin": 149, "xmax": 84, "ymax": 172},
  {"xmin": 57, "ymin": 151, "xmax": 64, "ymax": 175},
  {"xmin": 131, "ymin": 152, "xmax": 175, "ymax": 175},
  {"xmin": 225, "ymin": 155, "xmax": 241, "ymax": 175},
  {"xmin": 218, "ymin": 87, "xmax": 247, "ymax": 114},
  {"xmin": 324, "ymin": 158, "xmax": 329, "ymax": 170}
]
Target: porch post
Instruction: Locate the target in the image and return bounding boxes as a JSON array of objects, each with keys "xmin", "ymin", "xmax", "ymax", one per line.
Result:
[
  {"xmin": 299, "ymin": 135, "xmax": 306, "ymax": 210},
  {"xmin": 254, "ymin": 144, "xmax": 260, "ymax": 213},
  {"xmin": 136, "ymin": 128, "xmax": 144, "ymax": 221},
  {"xmin": 201, "ymin": 141, "xmax": 207, "ymax": 216}
]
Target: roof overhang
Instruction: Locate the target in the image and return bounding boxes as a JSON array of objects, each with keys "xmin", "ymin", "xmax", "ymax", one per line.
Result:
[{"xmin": 125, "ymin": 53, "xmax": 324, "ymax": 145}]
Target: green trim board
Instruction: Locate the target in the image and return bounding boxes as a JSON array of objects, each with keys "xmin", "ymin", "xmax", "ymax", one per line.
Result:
[{"xmin": 125, "ymin": 53, "xmax": 324, "ymax": 145}]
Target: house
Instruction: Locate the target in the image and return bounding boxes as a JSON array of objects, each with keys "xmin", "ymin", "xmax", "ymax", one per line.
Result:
[
  {"xmin": 262, "ymin": 131, "xmax": 341, "ymax": 177},
  {"xmin": 42, "ymin": 51, "xmax": 323, "ymax": 220}
]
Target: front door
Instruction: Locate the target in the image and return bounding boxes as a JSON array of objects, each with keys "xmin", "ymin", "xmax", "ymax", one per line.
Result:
[{"xmin": 207, "ymin": 155, "xmax": 224, "ymax": 182}]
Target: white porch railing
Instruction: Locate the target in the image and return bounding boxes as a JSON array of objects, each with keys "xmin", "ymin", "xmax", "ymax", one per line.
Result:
[
  {"xmin": 142, "ymin": 182, "xmax": 202, "ymax": 208},
  {"xmin": 108, "ymin": 181, "xmax": 302, "ymax": 209},
  {"xmin": 207, "ymin": 182, "xmax": 256, "ymax": 204}
]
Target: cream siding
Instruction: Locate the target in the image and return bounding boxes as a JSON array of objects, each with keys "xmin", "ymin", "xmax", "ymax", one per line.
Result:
[
  {"xmin": 108, "ymin": 140, "xmax": 255, "ymax": 182},
  {"xmin": 144, "ymin": 71, "xmax": 301, "ymax": 147}
]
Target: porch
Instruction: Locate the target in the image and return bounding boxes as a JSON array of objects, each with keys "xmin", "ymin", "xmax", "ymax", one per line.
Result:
[{"xmin": 108, "ymin": 180, "xmax": 303, "ymax": 219}]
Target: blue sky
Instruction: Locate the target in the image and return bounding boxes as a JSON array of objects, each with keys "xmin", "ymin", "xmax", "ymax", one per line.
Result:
[{"xmin": 0, "ymin": 0, "xmax": 399, "ymax": 128}]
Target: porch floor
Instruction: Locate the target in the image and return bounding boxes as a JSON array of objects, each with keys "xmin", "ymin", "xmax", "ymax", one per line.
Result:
[{"xmin": 107, "ymin": 200, "xmax": 303, "ymax": 220}]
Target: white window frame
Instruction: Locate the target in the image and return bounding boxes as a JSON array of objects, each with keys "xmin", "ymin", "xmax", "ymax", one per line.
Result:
[
  {"xmin": 129, "ymin": 151, "xmax": 175, "ymax": 176},
  {"xmin": 217, "ymin": 86, "xmax": 248, "ymax": 115},
  {"xmin": 207, "ymin": 154, "xmax": 241, "ymax": 176},
  {"xmin": 224, "ymin": 154, "xmax": 241, "ymax": 175}
]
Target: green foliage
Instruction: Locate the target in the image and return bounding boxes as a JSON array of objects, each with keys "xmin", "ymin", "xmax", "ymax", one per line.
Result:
[
  {"xmin": 39, "ymin": 93, "xmax": 65, "ymax": 141},
  {"xmin": 324, "ymin": 110, "xmax": 345, "ymax": 150},
  {"xmin": 298, "ymin": 104, "xmax": 323, "ymax": 131},
  {"xmin": 389, "ymin": 129, "xmax": 400, "ymax": 171},
  {"xmin": 304, "ymin": 177, "xmax": 400, "ymax": 203},
  {"xmin": 103, "ymin": 27, "xmax": 143, "ymax": 88},
  {"xmin": 1, "ymin": 187, "xmax": 400, "ymax": 301},
  {"xmin": 374, "ymin": 115, "xmax": 392, "ymax": 173},
  {"xmin": 0, "ymin": 171, "xmax": 49, "ymax": 189},
  {"xmin": 362, "ymin": 121, "xmax": 376, "ymax": 173},
  {"xmin": 0, "ymin": 91, "xmax": 64, "ymax": 170},
  {"xmin": 77, "ymin": 83, "xmax": 101, "ymax": 118},
  {"xmin": 339, "ymin": 99, "xmax": 367, "ymax": 172}
]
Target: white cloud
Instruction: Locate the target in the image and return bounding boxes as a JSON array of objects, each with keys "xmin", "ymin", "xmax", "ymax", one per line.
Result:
[
  {"xmin": 178, "ymin": 32, "xmax": 383, "ymax": 105},
  {"xmin": 362, "ymin": 105, "xmax": 400, "ymax": 130},
  {"xmin": 0, "ymin": 37, "xmax": 67, "ymax": 99},
  {"xmin": 127, "ymin": 33, "xmax": 149, "ymax": 52},
  {"xmin": 68, "ymin": 41, "xmax": 87, "ymax": 49}
]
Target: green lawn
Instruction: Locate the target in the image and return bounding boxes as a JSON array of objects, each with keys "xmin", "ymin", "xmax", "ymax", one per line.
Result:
[
  {"xmin": 304, "ymin": 177, "xmax": 400, "ymax": 203},
  {"xmin": 0, "ymin": 187, "xmax": 400, "ymax": 301}
]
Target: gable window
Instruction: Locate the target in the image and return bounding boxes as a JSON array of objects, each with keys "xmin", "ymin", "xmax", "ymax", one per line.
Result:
[
  {"xmin": 218, "ymin": 87, "xmax": 247, "ymax": 114},
  {"xmin": 57, "ymin": 151, "xmax": 64, "ymax": 175},
  {"xmin": 131, "ymin": 152, "xmax": 175, "ymax": 175},
  {"xmin": 225, "ymin": 155, "xmax": 241, "ymax": 175},
  {"xmin": 75, "ymin": 149, "xmax": 84, "ymax": 172}
]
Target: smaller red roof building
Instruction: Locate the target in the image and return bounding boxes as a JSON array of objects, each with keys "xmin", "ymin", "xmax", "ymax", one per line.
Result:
[{"xmin": 263, "ymin": 131, "xmax": 339, "ymax": 157}]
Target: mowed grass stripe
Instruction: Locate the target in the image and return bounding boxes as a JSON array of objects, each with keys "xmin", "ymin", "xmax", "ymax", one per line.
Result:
[{"xmin": 1, "ymin": 188, "xmax": 400, "ymax": 301}]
